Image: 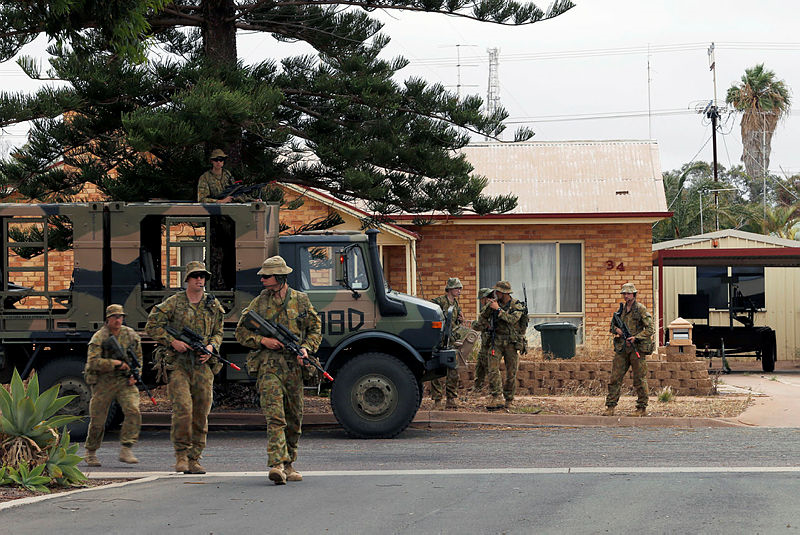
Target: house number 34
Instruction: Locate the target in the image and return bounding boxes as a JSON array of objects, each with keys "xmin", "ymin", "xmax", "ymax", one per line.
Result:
[{"xmin": 606, "ymin": 260, "xmax": 625, "ymax": 271}]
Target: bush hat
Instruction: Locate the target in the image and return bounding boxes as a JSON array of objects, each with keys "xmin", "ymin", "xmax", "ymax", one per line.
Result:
[
  {"xmin": 258, "ymin": 255, "xmax": 293, "ymax": 276},
  {"xmin": 185, "ymin": 261, "xmax": 212, "ymax": 281}
]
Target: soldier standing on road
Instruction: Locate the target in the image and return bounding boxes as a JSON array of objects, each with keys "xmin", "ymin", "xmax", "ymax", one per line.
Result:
[
  {"xmin": 197, "ymin": 149, "xmax": 236, "ymax": 203},
  {"xmin": 604, "ymin": 282, "xmax": 655, "ymax": 417},
  {"xmin": 482, "ymin": 281, "xmax": 526, "ymax": 411},
  {"xmin": 430, "ymin": 277, "xmax": 465, "ymax": 410},
  {"xmin": 469, "ymin": 288, "xmax": 495, "ymax": 396},
  {"xmin": 234, "ymin": 256, "xmax": 322, "ymax": 485},
  {"xmin": 145, "ymin": 261, "xmax": 225, "ymax": 474},
  {"xmin": 83, "ymin": 304, "xmax": 142, "ymax": 467}
]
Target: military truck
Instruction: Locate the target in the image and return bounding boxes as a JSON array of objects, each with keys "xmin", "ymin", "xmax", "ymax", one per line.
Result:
[{"xmin": 0, "ymin": 202, "xmax": 455, "ymax": 439}]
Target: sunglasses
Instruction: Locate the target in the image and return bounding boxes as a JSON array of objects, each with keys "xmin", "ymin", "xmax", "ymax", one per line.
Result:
[
  {"xmin": 211, "ymin": 157, "xmax": 227, "ymax": 162},
  {"xmin": 187, "ymin": 273, "xmax": 207, "ymax": 279}
]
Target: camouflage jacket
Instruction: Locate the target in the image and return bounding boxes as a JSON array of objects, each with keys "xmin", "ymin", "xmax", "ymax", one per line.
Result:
[
  {"xmin": 480, "ymin": 297, "xmax": 525, "ymax": 342},
  {"xmin": 431, "ymin": 294, "xmax": 463, "ymax": 342},
  {"xmin": 145, "ymin": 290, "xmax": 225, "ymax": 369},
  {"xmin": 235, "ymin": 287, "xmax": 322, "ymax": 373},
  {"xmin": 472, "ymin": 304, "xmax": 492, "ymax": 344},
  {"xmin": 609, "ymin": 300, "xmax": 655, "ymax": 354},
  {"xmin": 197, "ymin": 168, "xmax": 235, "ymax": 203},
  {"xmin": 84, "ymin": 325, "xmax": 143, "ymax": 384}
]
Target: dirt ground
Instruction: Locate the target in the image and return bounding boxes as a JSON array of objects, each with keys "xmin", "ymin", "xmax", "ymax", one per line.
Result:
[{"xmin": 0, "ymin": 479, "xmax": 128, "ymax": 504}]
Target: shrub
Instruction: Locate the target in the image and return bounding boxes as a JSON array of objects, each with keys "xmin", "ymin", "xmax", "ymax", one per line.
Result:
[
  {"xmin": 0, "ymin": 369, "xmax": 79, "ymax": 467},
  {"xmin": 657, "ymin": 386, "xmax": 675, "ymax": 403}
]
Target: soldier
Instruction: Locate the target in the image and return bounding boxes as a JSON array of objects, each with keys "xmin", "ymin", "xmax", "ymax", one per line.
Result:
[
  {"xmin": 145, "ymin": 261, "xmax": 225, "ymax": 474},
  {"xmin": 482, "ymin": 281, "xmax": 526, "ymax": 411},
  {"xmin": 430, "ymin": 277, "xmax": 464, "ymax": 409},
  {"xmin": 604, "ymin": 282, "xmax": 655, "ymax": 417},
  {"xmin": 83, "ymin": 304, "xmax": 142, "ymax": 467},
  {"xmin": 469, "ymin": 288, "xmax": 495, "ymax": 395},
  {"xmin": 197, "ymin": 149, "xmax": 236, "ymax": 203},
  {"xmin": 234, "ymin": 256, "xmax": 322, "ymax": 485}
]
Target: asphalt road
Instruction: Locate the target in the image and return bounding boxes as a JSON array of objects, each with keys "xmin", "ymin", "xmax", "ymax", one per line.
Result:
[
  {"xmin": 4, "ymin": 426, "xmax": 800, "ymax": 533},
  {"xmin": 77, "ymin": 425, "xmax": 800, "ymax": 472}
]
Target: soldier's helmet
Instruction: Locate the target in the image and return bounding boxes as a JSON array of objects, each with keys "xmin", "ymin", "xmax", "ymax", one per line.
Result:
[
  {"xmin": 258, "ymin": 255, "xmax": 293, "ymax": 276},
  {"xmin": 445, "ymin": 277, "xmax": 463, "ymax": 290},
  {"xmin": 105, "ymin": 304, "xmax": 126, "ymax": 318},
  {"xmin": 620, "ymin": 282, "xmax": 638, "ymax": 294},
  {"xmin": 493, "ymin": 280, "xmax": 513, "ymax": 294},
  {"xmin": 210, "ymin": 149, "xmax": 228, "ymax": 159},
  {"xmin": 184, "ymin": 261, "xmax": 212, "ymax": 281},
  {"xmin": 478, "ymin": 287, "xmax": 494, "ymax": 299}
]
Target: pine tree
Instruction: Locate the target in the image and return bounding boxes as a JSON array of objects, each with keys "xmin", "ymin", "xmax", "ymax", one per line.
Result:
[{"xmin": 0, "ymin": 0, "xmax": 574, "ymax": 216}]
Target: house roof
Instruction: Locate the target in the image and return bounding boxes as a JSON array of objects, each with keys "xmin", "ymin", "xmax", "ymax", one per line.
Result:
[
  {"xmin": 653, "ymin": 229, "xmax": 800, "ymax": 267},
  {"xmin": 456, "ymin": 140, "xmax": 669, "ymax": 219}
]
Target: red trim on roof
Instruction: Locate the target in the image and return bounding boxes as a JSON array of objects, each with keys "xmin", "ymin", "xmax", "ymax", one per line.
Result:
[
  {"xmin": 284, "ymin": 185, "xmax": 420, "ymax": 239},
  {"xmin": 656, "ymin": 247, "xmax": 800, "ymax": 259}
]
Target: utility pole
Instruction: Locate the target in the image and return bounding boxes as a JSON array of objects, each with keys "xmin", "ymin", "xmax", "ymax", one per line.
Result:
[
  {"xmin": 486, "ymin": 47, "xmax": 501, "ymax": 140},
  {"xmin": 707, "ymin": 43, "xmax": 721, "ymax": 230}
]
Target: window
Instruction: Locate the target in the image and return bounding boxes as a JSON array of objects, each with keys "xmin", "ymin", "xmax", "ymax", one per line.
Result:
[
  {"xmin": 299, "ymin": 245, "xmax": 369, "ymax": 291},
  {"xmin": 696, "ymin": 266, "xmax": 765, "ymax": 310},
  {"xmin": 478, "ymin": 241, "xmax": 584, "ymax": 344}
]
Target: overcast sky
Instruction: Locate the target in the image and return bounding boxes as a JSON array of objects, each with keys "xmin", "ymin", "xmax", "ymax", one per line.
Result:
[{"xmin": 3, "ymin": 0, "xmax": 800, "ymax": 177}]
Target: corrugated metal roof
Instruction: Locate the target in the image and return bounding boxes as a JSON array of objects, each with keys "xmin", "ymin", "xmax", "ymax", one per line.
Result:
[
  {"xmin": 460, "ymin": 140, "xmax": 668, "ymax": 215},
  {"xmin": 653, "ymin": 229, "xmax": 800, "ymax": 251}
]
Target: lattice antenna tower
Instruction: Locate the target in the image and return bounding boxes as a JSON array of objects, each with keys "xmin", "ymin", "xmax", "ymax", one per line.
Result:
[{"xmin": 486, "ymin": 47, "xmax": 501, "ymax": 140}]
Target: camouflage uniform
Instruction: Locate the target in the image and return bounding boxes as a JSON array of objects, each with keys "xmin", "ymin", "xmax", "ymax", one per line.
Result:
[
  {"xmin": 235, "ymin": 287, "xmax": 321, "ymax": 468},
  {"xmin": 197, "ymin": 168, "xmax": 236, "ymax": 203},
  {"xmin": 471, "ymin": 288, "xmax": 494, "ymax": 391},
  {"xmin": 84, "ymin": 325, "xmax": 143, "ymax": 451},
  {"xmin": 606, "ymin": 298, "xmax": 655, "ymax": 411},
  {"xmin": 145, "ymin": 290, "xmax": 224, "ymax": 461},
  {"xmin": 479, "ymin": 285, "xmax": 525, "ymax": 403},
  {"xmin": 430, "ymin": 294, "xmax": 462, "ymax": 401}
]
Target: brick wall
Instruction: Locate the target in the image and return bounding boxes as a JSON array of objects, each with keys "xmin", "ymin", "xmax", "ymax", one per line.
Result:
[{"xmin": 404, "ymin": 221, "xmax": 654, "ymax": 354}]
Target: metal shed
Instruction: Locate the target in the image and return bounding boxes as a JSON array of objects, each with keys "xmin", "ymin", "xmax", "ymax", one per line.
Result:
[{"xmin": 653, "ymin": 230, "xmax": 800, "ymax": 361}]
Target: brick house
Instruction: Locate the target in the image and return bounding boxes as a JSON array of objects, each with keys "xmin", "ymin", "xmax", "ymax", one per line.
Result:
[{"xmin": 282, "ymin": 140, "xmax": 671, "ymax": 355}]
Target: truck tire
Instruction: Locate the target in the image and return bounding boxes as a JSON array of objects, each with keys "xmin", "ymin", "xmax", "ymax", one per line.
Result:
[
  {"xmin": 37, "ymin": 358, "xmax": 93, "ymax": 441},
  {"xmin": 761, "ymin": 343, "xmax": 776, "ymax": 373},
  {"xmin": 331, "ymin": 352, "xmax": 420, "ymax": 439},
  {"xmin": 37, "ymin": 358, "xmax": 124, "ymax": 441}
]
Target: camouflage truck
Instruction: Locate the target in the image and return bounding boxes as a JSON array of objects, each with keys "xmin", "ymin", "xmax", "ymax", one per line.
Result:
[{"xmin": 0, "ymin": 202, "xmax": 455, "ymax": 439}]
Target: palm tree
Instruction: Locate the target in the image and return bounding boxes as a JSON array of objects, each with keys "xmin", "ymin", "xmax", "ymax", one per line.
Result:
[{"xmin": 726, "ymin": 64, "xmax": 791, "ymax": 179}]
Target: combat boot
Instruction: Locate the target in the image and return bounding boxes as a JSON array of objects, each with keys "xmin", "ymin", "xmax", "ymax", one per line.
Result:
[
  {"xmin": 633, "ymin": 407, "xmax": 648, "ymax": 417},
  {"xmin": 175, "ymin": 453, "xmax": 189, "ymax": 473},
  {"xmin": 504, "ymin": 399, "xmax": 514, "ymax": 409},
  {"xmin": 118, "ymin": 446, "xmax": 139, "ymax": 464},
  {"xmin": 268, "ymin": 464, "xmax": 287, "ymax": 485},
  {"xmin": 187, "ymin": 458, "xmax": 206, "ymax": 474},
  {"xmin": 603, "ymin": 407, "xmax": 615, "ymax": 416},
  {"xmin": 445, "ymin": 398, "xmax": 459, "ymax": 410},
  {"xmin": 486, "ymin": 396, "xmax": 504, "ymax": 411},
  {"xmin": 432, "ymin": 399, "xmax": 442, "ymax": 410},
  {"xmin": 284, "ymin": 463, "xmax": 303, "ymax": 482},
  {"xmin": 84, "ymin": 450, "xmax": 101, "ymax": 467}
]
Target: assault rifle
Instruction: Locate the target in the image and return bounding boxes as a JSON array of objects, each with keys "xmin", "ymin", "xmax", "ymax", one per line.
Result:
[
  {"xmin": 240, "ymin": 310, "xmax": 334, "ymax": 382},
  {"xmin": 106, "ymin": 335, "xmax": 157, "ymax": 405},
  {"xmin": 213, "ymin": 180, "xmax": 269, "ymax": 201},
  {"xmin": 164, "ymin": 325, "xmax": 242, "ymax": 371},
  {"xmin": 612, "ymin": 303, "xmax": 641, "ymax": 359}
]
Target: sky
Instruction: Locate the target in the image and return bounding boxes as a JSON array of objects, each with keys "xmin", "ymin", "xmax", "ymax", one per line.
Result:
[{"xmin": 2, "ymin": 0, "xmax": 800, "ymax": 177}]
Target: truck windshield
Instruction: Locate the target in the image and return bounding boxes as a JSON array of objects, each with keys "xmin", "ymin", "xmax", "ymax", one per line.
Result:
[{"xmin": 299, "ymin": 245, "xmax": 369, "ymax": 291}]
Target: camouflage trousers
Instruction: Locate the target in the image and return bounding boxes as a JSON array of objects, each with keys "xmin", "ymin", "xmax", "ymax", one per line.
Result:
[
  {"xmin": 85, "ymin": 377, "xmax": 141, "ymax": 450},
  {"xmin": 487, "ymin": 340, "xmax": 519, "ymax": 401},
  {"xmin": 430, "ymin": 365, "xmax": 460, "ymax": 401},
  {"xmin": 257, "ymin": 364, "xmax": 304, "ymax": 468},
  {"xmin": 168, "ymin": 365, "xmax": 214, "ymax": 459},
  {"xmin": 605, "ymin": 348, "xmax": 649, "ymax": 409},
  {"xmin": 473, "ymin": 347, "xmax": 489, "ymax": 389}
]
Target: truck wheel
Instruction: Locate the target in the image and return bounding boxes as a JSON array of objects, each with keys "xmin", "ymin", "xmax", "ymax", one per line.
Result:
[
  {"xmin": 37, "ymin": 358, "xmax": 93, "ymax": 441},
  {"xmin": 331, "ymin": 353, "xmax": 420, "ymax": 439},
  {"xmin": 761, "ymin": 343, "xmax": 776, "ymax": 373}
]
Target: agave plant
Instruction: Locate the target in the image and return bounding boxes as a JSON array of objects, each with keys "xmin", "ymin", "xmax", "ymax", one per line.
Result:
[
  {"xmin": 45, "ymin": 429, "xmax": 87, "ymax": 487},
  {"xmin": 0, "ymin": 369, "xmax": 79, "ymax": 467},
  {"xmin": 4, "ymin": 463, "xmax": 51, "ymax": 493}
]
